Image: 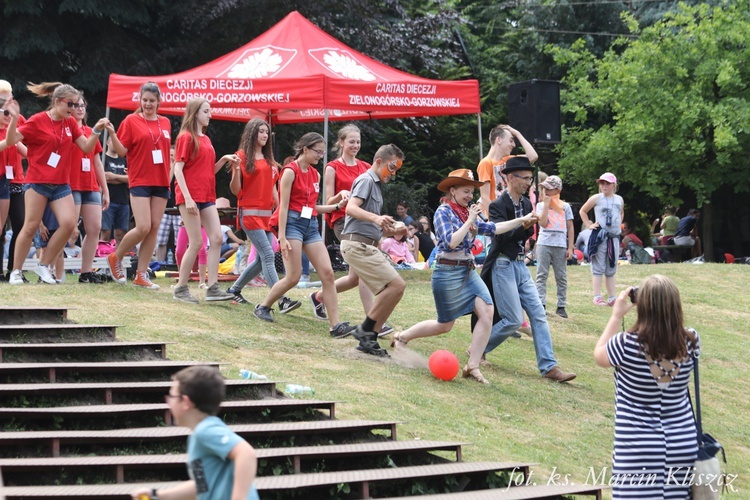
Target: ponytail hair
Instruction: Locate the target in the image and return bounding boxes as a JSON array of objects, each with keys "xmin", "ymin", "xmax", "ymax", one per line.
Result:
[
  {"xmin": 134, "ymin": 81, "xmax": 162, "ymax": 115},
  {"xmin": 332, "ymin": 124, "xmax": 360, "ymax": 158},
  {"xmin": 293, "ymin": 132, "xmax": 325, "ymax": 160},
  {"xmin": 27, "ymin": 82, "xmax": 79, "ymax": 110}
]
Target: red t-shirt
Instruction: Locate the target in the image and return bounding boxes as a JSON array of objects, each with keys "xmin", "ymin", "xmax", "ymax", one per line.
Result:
[
  {"xmin": 18, "ymin": 111, "xmax": 82, "ymax": 185},
  {"xmin": 325, "ymin": 157, "xmax": 370, "ymax": 228},
  {"xmin": 68, "ymin": 125, "xmax": 103, "ymax": 192},
  {"xmin": 282, "ymin": 161, "xmax": 320, "ymax": 216},
  {"xmin": 116, "ymin": 113, "xmax": 171, "ymax": 188},
  {"xmin": 174, "ymin": 133, "xmax": 216, "ymax": 205},
  {"xmin": 237, "ymin": 151, "xmax": 278, "ymax": 231},
  {"xmin": 0, "ymin": 119, "xmax": 26, "ymax": 184}
]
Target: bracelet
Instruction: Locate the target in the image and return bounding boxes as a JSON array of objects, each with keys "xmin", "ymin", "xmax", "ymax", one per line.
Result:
[{"xmin": 92, "ymin": 128, "xmax": 102, "ymax": 136}]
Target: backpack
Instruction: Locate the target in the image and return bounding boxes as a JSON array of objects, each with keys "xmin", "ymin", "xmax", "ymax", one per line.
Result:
[{"xmin": 630, "ymin": 243, "xmax": 652, "ymax": 265}]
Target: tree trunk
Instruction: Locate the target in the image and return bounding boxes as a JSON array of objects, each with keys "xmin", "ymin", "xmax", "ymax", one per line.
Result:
[{"xmin": 703, "ymin": 201, "xmax": 713, "ymax": 262}]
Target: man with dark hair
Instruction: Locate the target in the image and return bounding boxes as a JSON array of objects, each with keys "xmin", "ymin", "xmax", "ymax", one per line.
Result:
[
  {"xmin": 131, "ymin": 366, "xmax": 259, "ymax": 500},
  {"xmin": 340, "ymin": 144, "xmax": 407, "ymax": 357},
  {"xmin": 481, "ymin": 156, "xmax": 576, "ymax": 383},
  {"xmin": 674, "ymin": 209, "xmax": 702, "ymax": 258}
]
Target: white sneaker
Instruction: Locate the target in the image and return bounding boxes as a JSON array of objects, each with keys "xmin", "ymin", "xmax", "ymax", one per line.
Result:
[
  {"xmin": 33, "ymin": 264, "xmax": 56, "ymax": 284},
  {"xmin": 9, "ymin": 270, "xmax": 24, "ymax": 285}
]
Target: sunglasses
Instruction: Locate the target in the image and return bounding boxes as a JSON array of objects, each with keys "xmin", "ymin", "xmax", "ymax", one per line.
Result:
[
  {"xmin": 1, "ymin": 109, "xmax": 8, "ymax": 117},
  {"xmin": 60, "ymin": 98, "xmax": 80, "ymax": 108}
]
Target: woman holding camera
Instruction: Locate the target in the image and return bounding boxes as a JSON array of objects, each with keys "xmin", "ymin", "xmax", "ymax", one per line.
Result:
[{"xmin": 594, "ymin": 275, "xmax": 699, "ymax": 498}]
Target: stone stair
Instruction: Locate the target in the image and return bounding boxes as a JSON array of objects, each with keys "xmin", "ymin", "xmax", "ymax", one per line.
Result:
[{"xmin": 0, "ymin": 305, "xmax": 603, "ymax": 499}]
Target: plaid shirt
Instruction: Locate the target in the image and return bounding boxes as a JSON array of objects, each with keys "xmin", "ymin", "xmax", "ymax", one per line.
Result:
[{"xmin": 434, "ymin": 203, "xmax": 495, "ymax": 256}]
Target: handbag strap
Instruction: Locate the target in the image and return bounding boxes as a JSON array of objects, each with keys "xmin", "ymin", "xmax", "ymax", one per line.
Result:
[{"xmin": 692, "ymin": 348, "xmax": 704, "ymax": 439}]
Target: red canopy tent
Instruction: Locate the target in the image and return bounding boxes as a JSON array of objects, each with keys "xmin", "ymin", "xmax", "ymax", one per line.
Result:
[{"xmin": 106, "ymin": 11, "xmax": 483, "ymax": 149}]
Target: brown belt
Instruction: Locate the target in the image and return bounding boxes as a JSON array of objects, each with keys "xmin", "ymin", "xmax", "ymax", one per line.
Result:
[
  {"xmin": 435, "ymin": 257, "xmax": 475, "ymax": 268},
  {"xmin": 343, "ymin": 233, "xmax": 379, "ymax": 247}
]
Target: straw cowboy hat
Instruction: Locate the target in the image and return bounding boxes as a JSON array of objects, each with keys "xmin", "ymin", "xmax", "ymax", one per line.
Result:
[{"xmin": 437, "ymin": 169, "xmax": 484, "ymax": 192}]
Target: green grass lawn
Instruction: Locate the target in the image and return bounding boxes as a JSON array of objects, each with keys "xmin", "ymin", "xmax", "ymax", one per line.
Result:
[{"xmin": 3, "ymin": 262, "xmax": 748, "ymax": 495}]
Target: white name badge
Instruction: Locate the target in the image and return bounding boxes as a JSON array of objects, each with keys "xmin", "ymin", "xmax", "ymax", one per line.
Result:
[
  {"xmin": 82, "ymin": 158, "xmax": 91, "ymax": 172},
  {"xmin": 152, "ymin": 150, "xmax": 164, "ymax": 164},
  {"xmin": 5, "ymin": 166, "xmax": 13, "ymax": 180},
  {"xmin": 300, "ymin": 206, "xmax": 313, "ymax": 219},
  {"xmin": 162, "ymin": 130, "xmax": 170, "ymax": 139},
  {"xmin": 47, "ymin": 152, "xmax": 61, "ymax": 168}
]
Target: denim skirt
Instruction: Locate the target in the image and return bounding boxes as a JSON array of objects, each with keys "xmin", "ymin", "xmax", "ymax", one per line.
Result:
[{"xmin": 431, "ymin": 263, "xmax": 492, "ymax": 324}]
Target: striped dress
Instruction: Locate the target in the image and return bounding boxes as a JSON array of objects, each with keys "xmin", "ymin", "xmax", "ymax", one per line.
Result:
[{"xmin": 605, "ymin": 329, "xmax": 700, "ymax": 499}]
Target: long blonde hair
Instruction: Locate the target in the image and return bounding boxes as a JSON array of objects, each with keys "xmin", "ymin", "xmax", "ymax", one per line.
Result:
[
  {"xmin": 177, "ymin": 98, "xmax": 209, "ymax": 162},
  {"xmin": 27, "ymin": 82, "xmax": 79, "ymax": 110}
]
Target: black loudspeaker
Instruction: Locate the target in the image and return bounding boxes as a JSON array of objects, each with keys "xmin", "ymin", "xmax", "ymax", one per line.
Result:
[{"xmin": 508, "ymin": 80, "xmax": 561, "ymax": 144}]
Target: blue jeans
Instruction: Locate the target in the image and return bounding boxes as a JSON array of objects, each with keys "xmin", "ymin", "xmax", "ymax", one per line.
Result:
[
  {"xmin": 484, "ymin": 257, "xmax": 557, "ymax": 375},
  {"xmin": 229, "ymin": 228, "xmax": 279, "ymax": 293}
]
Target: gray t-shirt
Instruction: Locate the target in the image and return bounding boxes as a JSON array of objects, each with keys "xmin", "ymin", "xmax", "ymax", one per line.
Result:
[
  {"xmin": 535, "ymin": 201, "xmax": 573, "ymax": 248},
  {"xmin": 342, "ymin": 169, "xmax": 383, "ymax": 241},
  {"xmin": 593, "ymin": 193, "xmax": 623, "ymax": 236}
]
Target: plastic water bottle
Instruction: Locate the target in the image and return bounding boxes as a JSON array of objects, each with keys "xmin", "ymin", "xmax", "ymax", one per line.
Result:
[
  {"xmin": 167, "ymin": 249, "xmax": 175, "ymax": 265},
  {"xmin": 285, "ymin": 384, "xmax": 314, "ymax": 397},
  {"xmin": 239, "ymin": 369, "xmax": 268, "ymax": 381}
]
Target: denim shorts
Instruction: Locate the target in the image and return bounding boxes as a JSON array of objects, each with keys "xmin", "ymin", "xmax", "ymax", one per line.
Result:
[
  {"xmin": 72, "ymin": 190, "xmax": 102, "ymax": 206},
  {"xmin": 131, "ymin": 186, "xmax": 170, "ymax": 199},
  {"xmin": 0, "ymin": 179, "xmax": 9, "ymax": 200},
  {"xmin": 196, "ymin": 201, "xmax": 215, "ymax": 211},
  {"xmin": 284, "ymin": 210, "xmax": 322, "ymax": 244},
  {"xmin": 102, "ymin": 202, "xmax": 130, "ymax": 231},
  {"xmin": 26, "ymin": 183, "xmax": 72, "ymax": 201},
  {"xmin": 432, "ymin": 263, "xmax": 491, "ymax": 323}
]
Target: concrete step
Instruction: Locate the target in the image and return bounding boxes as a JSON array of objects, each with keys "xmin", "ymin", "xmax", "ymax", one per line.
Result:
[
  {"xmin": 0, "ymin": 440, "xmax": 466, "ymax": 485},
  {"xmin": 0, "ymin": 306, "xmax": 68, "ymax": 325},
  {"xmin": 0, "ymin": 360, "xmax": 220, "ymax": 384},
  {"xmin": 0, "ymin": 379, "xmax": 278, "ymax": 406},
  {"xmin": 0, "ymin": 323, "xmax": 117, "ymax": 343},
  {"xmin": 0, "ymin": 420, "xmax": 398, "ymax": 458},
  {"xmin": 0, "ymin": 341, "xmax": 171, "ymax": 363},
  {"xmin": 0, "ymin": 399, "xmax": 337, "ymax": 431}
]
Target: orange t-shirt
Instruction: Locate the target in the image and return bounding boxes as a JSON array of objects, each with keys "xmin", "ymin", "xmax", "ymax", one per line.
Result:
[
  {"xmin": 68, "ymin": 125, "xmax": 103, "ymax": 192},
  {"xmin": 19, "ymin": 112, "xmax": 83, "ymax": 185},
  {"xmin": 116, "ymin": 113, "xmax": 171, "ymax": 188},
  {"xmin": 476, "ymin": 156, "xmax": 505, "ymax": 204}
]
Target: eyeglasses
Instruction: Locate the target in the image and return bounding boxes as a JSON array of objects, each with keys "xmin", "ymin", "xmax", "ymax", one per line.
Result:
[
  {"xmin": 309, "ymin": 148, "xmax": 326, "ymax": 157},
  {"xmin": 73, "ymin": 103, "xmax": 86, "ymax": 109},
  {"xmin": 1, "ymin": 109, "xmax": 8, "ymax": 117},
  {"xmin": 164, "ymin": 394, "xmax": 184, "ymax": 403},
  {"xmin": 386, "ymin": 160, "xmax": 403, "ymax": 173},
  {"xmin": 511, "ymin": 173, "xmax": 534, "ymax": 182},
  {"xmin": 60, "ymin": 99, "xmax": 79, "ymax": 108}
]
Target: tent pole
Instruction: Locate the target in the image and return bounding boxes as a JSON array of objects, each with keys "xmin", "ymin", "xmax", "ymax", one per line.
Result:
[
  {"xmin": 477, "ymin": 112, "xmax": 484, "ymax": 161},
  {"xmin": 101, "ymin": 106, "xmax": 111, "ymax": 165},
  {"xmin": 322, "ymin": 110, "xmax": 329, "ymax": 246}
]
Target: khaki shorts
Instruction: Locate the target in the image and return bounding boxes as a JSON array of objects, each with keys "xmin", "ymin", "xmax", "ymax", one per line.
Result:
[{"xmin": 340, "ymin": 239, "xmax": 399, "ymax": 295}]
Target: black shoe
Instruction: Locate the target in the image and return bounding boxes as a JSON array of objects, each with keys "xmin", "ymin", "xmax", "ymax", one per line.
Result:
[
  {"xmin": 352, "ymin": 325, "xmax": 390, "ymax": 356},
  {"xmin": 377, "ymin": 323, "xmax": 394, "ymax": 338},
  {"xmin": 556, "ymin": 307, "xmax": 568, "ymax": 318},
  {"xmin": 511, "ymin": 331, "xmax": 522, "ymax": 339},
  {"xmin": 309, "ymin": 292, "xmax": 327, "ymax": 320},
  {"xmin": 253, "ymin": 304, "xmax": 275, "ymax": 322},
  {"xmin": 278, "ymin": 296, "xmax": 302, "ymax": 314},
  {"xmin": 228, "ymin": 289, "xmax": 251, "ymax": 305},
  {"xmin": 79, "ymin": 272, "xmax": 104, "ymax": 284},
  {"xmin": 329, "ymin": 322, "xmax": 356, "ymax": 338}
]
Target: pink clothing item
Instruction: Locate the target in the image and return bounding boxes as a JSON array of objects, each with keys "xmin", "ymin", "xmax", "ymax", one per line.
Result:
[
  {"xmin": 175, "ymin": 226, "xmax": 208, "ymax": 269},
  {"xmin": 380, "ymin": 237, "xmax": 415, "ymax": 264}
]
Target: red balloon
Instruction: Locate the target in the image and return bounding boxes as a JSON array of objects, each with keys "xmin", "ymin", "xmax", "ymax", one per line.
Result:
[
  {"xmin": 574, "ymin": 249, "xmax": 584, "ymax": 261},
  {"xmin": 428, "ymin": 350, "xmax": 460, "ymax": 381},
  {"xmin": 471, "ymin": 238, "xmax": 484, "ymax": 256}
]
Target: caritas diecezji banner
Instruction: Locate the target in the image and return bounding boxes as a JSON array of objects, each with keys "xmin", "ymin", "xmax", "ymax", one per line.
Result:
[{"xmin": 106, "ymin": 11, "xmax": 480, "ymax": 123}]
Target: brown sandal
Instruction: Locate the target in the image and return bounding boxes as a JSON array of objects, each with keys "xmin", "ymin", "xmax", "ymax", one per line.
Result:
[
  {"xmin": 462, "ymin": 365, "xmax": 490, "ymax": 385},
  {"xmin": 390, "ymin": 333, "xmax": 408, "ymax": 348}
]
